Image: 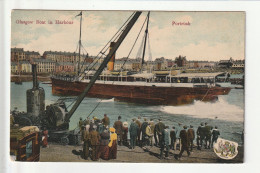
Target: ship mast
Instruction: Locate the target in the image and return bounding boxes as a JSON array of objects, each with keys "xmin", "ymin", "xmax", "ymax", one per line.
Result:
[
  {"xmin": 77, "ymin": 11, "xmax": 82, "ymax": 76},
  {"xmin": 140, "ymin": 11, "xmax": 150, "ymax": 73},
  {"xmin": 65, "ymin": 11, "xmax": 142, "ymax": 121}
]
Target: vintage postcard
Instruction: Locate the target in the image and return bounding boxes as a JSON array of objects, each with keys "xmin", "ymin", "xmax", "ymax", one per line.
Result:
[{"xmin": 10, "ymin": 10, "xmax": 244, "ymax": 163}]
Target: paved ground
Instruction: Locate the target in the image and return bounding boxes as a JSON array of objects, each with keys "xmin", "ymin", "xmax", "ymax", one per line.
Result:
[{"xmin": 40, "ymin": 143, "xmax": 243, "ymax": 163}]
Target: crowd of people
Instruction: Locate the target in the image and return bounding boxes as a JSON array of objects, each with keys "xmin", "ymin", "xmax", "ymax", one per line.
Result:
[{"xmin": 78, "ymin": 114, "xmax": 221, "ymax": 161}]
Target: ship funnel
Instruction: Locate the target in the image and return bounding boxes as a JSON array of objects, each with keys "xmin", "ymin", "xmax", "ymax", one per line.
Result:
[{"xmin": 107, "ymin": 42, "xmax": 116, "ymax": 71}]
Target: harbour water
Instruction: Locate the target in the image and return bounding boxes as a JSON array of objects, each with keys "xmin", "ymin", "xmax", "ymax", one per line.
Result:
[{"xmin": 11, "ymin": 81, "xmax": 244, "ymax": 145}]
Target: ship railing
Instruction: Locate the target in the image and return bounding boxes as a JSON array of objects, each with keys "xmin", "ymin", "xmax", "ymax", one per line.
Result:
[
  {"xmin": 53, "ymin": 74, "xmax": 76, "ymax": 82},
  {"xmin": 166, "ymin": 76, "xmax": 216, "ymax": 87}
]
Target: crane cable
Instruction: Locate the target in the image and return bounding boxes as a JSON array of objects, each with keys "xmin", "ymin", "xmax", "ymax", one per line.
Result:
[
  {"xmin": 85, "ymin": 12, "xmax": 149, "ymax": 118},
  {"xmin": 55, "ymin": 12, "xmax": 135, "ymax": 104}
]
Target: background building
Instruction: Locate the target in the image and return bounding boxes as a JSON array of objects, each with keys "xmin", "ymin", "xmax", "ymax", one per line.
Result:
[
  {"xmin": 31, "ymin": 58, "xmax": 56, "ymax": 73},
  {"xmin": 11, "ymin": 48, "xmax": 26, "ymax": 62},
  {"xmin": 175, "ymin": 55, "xmax": 188, "ymax": 67}
]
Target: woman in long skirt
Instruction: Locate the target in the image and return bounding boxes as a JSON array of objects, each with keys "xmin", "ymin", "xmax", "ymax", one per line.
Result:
[
  {"xmin": 108, "ymin": 127, "xmax": 117, "ymax": 159},
  {"xmin": 98, "ymin": 127, "xmax": 110, "ymax": 160}
]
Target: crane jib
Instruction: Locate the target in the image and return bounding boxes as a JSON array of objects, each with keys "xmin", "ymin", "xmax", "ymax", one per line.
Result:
[{"xmin": 65, "ymin": 11, "xmax": 142, "ymax": 122}]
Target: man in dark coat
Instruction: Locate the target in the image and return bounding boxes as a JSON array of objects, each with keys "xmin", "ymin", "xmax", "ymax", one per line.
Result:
[
  {"xmin": 129, "ymin": 118, "xmax": 139, "ymax": 149},
  {"xmin": 211, "ymin": 126, "xmax": 220, "ymax": 148},
  {"xmin": 178, "ymin": 126, "xmax": 190, "ymax": 160},
  {"xmin": 102, "ymin": 114, "xmax": 110, "ymax": 126},
  {"xmin": 89, "ymin": 125, "xmax": 100, "ymax": 161},
  {"xmin": 170, "ymin": 126, "xmax": 176, "ymax": 150},
  {"xmin": 160, "ymin": 126, "xmax": 170, "ymax": 159},
  {"xmin": 155, "ymin": 119, "xmax": 165, "ymax": 147},
  {"xmin": 113, "ymin": 116, "xmax": 123, "ymax": 145},
  {"xmin": 135, "ymin": 116, "xmax": 142, "ymax": 146},
  {"xmin": 154, "ymin": 121, "xmax": 159, "ymax": 146},
  {"xmin": 140, "ymin": 118, "xmax": 149, "ymax": 147},
  {"xmin": 204, "ymin": 122, "xmax": 212, "ymax": 149},
  {"xmin": 196, "ymin": 122, "xmax": 205, "ymax": 150},
  {"xmin": 187, "ymin": 125, "xmax": 195, "ymax": 151}
]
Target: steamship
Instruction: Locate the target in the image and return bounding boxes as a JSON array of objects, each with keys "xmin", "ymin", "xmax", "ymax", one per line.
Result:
[{"xmin": 51, "ymin": 11, "xmax": 231, "ymax": 106}]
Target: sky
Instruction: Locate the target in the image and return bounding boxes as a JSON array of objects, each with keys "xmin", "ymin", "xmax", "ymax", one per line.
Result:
[{"xmin": 11, "ymin": 10, "xmax": 245, "ymax": 61}]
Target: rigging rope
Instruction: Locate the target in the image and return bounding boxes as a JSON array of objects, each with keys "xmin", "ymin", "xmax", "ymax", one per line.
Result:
[
  {"xmin": 201, "ymin": 87, "xmax": 211, "ymax": 101},
  {"xmin": 55, "ymin": 12, "xmax": 135, "ymax": 105},
  {"xmin": 136, "ymin": 34, "xmax": 145, "ymax": 59},
  {"xmin": 85, "ymin": 12, "xmax": 149, "ymax": 118},
  {"xmin": 147, "ymin": 33, "xmax": 153, "ymax": 62}
]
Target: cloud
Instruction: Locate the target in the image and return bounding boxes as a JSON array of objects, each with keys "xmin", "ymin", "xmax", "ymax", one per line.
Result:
[{"xmin": 11, "ymin": 11, "xmax": 245, "ymax": 61}]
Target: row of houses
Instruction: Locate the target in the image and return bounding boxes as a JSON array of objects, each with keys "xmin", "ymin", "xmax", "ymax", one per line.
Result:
[
  {"xmin": 11, "ymin": 48, "xmax": 244, "ymax": 74},
  {"xmin": 11, "ymin": 48, "xmax": 40, "ymax": 62},
  {"xmin": 217, "ymin": 58, "xmax": 245, "ymax": 69},
  {"xmin": 11, "ymin": 57, "xmax": 245, "ymax": 74},
  {"xmin": 11, "ymin": 58, "xmax": 100, "ymax": 74},
  {"xmin": 11, "ymin": 48, "xmax": 93, "ymax": 63}
]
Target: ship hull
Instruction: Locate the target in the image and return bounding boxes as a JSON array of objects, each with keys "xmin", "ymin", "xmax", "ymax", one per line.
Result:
[{"xmin": 51, "ymin": 78, "xmax": 231, "ymax": 106}]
